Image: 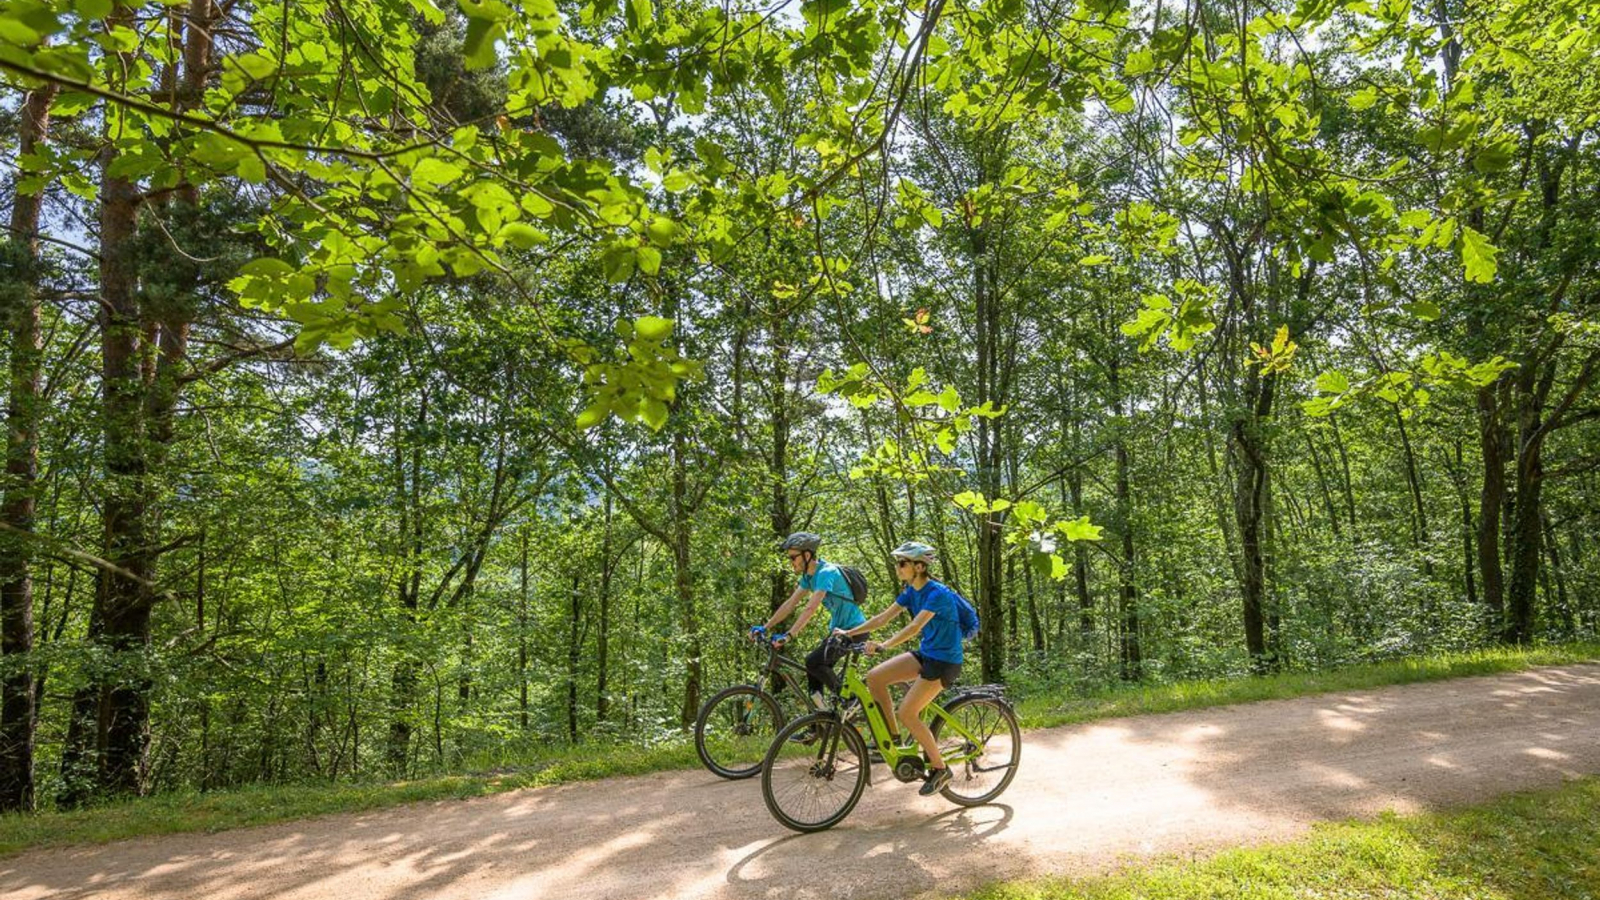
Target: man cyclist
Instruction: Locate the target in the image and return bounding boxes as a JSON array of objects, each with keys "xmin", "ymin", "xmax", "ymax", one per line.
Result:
[
  {"xmin": 837, "ymin": 540, "xmax": 964, "ymax": 796},
  {"xmin": 751, "ymin": 532, "xmax": 866, "ymax": 711}
]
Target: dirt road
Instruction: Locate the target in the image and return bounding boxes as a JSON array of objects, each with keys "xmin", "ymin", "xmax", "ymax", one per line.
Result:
[{"xmin": 6, "ymin": 663, "xmax": 1598, "ymax": 900}]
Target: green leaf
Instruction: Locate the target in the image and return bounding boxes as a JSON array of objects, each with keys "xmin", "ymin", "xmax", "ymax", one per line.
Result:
[
  {"xmin": 1461, "ymin": 226, "xmax": 1499, "ymax": 283},
  {"xmin": 953, "ymin": 491, "xmax": 988, "ymax": 513},
  {"xmin": 462, "ymin": 15, "xmax": 504, "ymax": 70},
  {"xmin": 412, "ymin": 157, "xmax": 464, "ymax": 186},
  {"xmin": 602, "ymin": 245, "xmax": 636, "ymax": 282},
  {"xmin": 499, "ymin": 222, "xmax": 548, "ymax": 249},
  {"xmin": 1315, "ymin": 370, "xmax": 1350, "ymax": 394},
  {"xmin": 635, "ymin": 316, "xmax": 674, "ymax": 342},
  {"xmin": 239, "ymin": 258, "xmax": 296, "ymax": 278},
  {"xmin": 640, "ymin": 397, "xmax": 669, "ymax": 431},
  {"xmin": 636, "ymin": 245, "xmax": 662, "ymax": 276},
  {"xmin": 626, "ymin": 0, "xmax": 653, "ymax": 29},
  {"xmin": 576, "ymin": 399, "xmax": 609, "ymax": 429},
  {"xmin": 1403, "ymin": 300, "xmax": 1441, "ymax": 321},
  {"xmin": 1057, "ymin": 516, "xmax": 1104, "ymax": 542}
]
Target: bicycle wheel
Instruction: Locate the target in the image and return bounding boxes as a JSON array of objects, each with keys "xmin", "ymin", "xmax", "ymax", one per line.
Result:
[
  {"xmin": 761, "ymin": 712, "xmax": 870, "ymax": 832},
  {"xmin": 696, "ymin": 685, "xmax": 784, "ymax": 779},
  {"xmin": 929, "ymin": 694, "xmax": 1021, "ymax": 806}
]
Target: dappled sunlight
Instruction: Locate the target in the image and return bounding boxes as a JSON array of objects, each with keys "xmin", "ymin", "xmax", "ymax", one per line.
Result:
[{"xmin": 4, "ymin": 665, "xmax": 1598, "ymax": 900}]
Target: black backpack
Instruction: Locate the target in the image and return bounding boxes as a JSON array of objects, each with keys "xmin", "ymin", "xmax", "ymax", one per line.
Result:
[{"xmin": 837, "ymin": 565, "xmax": 869, "ymax": 605}]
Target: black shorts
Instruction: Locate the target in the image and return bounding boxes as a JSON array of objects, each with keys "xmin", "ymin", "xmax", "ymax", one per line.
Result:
[{"xmin": 912, "ymin": 651, "xmax": 962, "ymax": 687}]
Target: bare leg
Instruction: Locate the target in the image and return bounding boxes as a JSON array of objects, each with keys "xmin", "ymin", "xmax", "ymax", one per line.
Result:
[
  {"xmin": 865, "ymin": 653, "xmax": 919, "ymax": 742},
  {"xmin": 897, "ymin": 677, "xmax": 947, "ymax": 769}
]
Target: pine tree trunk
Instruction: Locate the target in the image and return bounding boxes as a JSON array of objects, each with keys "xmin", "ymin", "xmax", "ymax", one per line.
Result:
[{"xmin": 0, "ymin": 81, "xmax": 58, "ymax": 813}]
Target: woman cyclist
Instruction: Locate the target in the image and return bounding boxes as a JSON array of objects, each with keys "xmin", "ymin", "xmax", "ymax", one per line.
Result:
[{"xmin": 837, "ymin": 540, "xmax": 964, "ymax": 796}]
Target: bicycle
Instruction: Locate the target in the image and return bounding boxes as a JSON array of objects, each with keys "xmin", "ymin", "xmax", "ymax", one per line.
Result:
[
  {"xmin": 694, "ymin": 632, "xmax": 827, "ymax": 779},
  {"xmin": 759, "ymin": 641, "xmax": 1021, "ymax": 832}
]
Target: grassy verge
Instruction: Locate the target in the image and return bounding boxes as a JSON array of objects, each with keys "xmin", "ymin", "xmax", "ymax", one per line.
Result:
[
  {"xmin": 962, "ymin": 777, "xmax": 1600, "ymax": 900},
  {"xmin": 1014, "ymin": 640, "xmax": 1600, "ymax": 730},
  {"xmin": 3, "ymin": 641, "xmax": 1595, "ymax": 857}
]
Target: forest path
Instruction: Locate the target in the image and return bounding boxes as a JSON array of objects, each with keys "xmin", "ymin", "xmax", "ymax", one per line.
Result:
[{"xmin": 6, "ymin": 664, "xmax": 1599, "ymax": 900}]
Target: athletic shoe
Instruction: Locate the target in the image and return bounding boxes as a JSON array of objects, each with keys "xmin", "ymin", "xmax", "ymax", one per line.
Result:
[{"xmin": 919, "ymin": 766, "xmax": 952, "ymax": 796}]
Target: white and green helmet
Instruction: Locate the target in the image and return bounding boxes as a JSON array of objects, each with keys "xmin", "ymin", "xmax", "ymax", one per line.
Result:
[{"xmin": 890, "ymin": 541, "xmax": 938, "ymax": 564}]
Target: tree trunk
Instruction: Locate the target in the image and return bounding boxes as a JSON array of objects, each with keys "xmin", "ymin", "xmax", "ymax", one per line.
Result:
[
  {"xmin": 1305, "ymin": 431, "xmax": 1341, "ymax": 541},
  {"xmin": 94, "ymin": 102, "xmax": 153, "ymax": 798},
  {"xmin": 518, "ymin": 529, "xmax": 529, "ymax": 732},
  {"xmin": 596, "ymin": 493, "xmax": 613, "ymax": 723},
  {"xmin": 387, "ymin": 389, "xmax": 427, "ymax": 775},
  {"xmin": 1231, "ymin": 368, "xmax": 1277, "ymax": 673},
  {"xmin": 768, "ymin": 320, "xmax": 793, "ymax": 613},
  {"xmin": 1110, "ymin": 357, "xmax": 1139, "ymax": 681},
  {"xmin": 1504, "ymin": 381, "xmax": 1547, "ymax": 644},
  {"xmin": 1476, "ymin": 382, "xmax": 1508, "ymax": 637},
  {"xmin": 1392, "ymin": 408, "xmax": 1431, "ymax": 575},
  {"xmin": 567, "ymin": 572, "xmax": 580, "ymax": 743},
  {"xmin": 672, "ymin": 428, "xmax": 702, "ymax": 727},
  {"xmin": 0, "ymin": 81, "xmax": 58, "ymax": 813}
]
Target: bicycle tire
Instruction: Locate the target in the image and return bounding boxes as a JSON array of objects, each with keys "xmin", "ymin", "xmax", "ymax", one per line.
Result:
[
  {"xmin": 929, "ymin": 694, "xmax": 1021, "ymax": 806},
  {"xmin": 695, "ymin": 685, "xmax": 784, "ymax": 779},
  {"xmin": 761, "ymin": 712, "xmax": 870, "ymax": 832}
]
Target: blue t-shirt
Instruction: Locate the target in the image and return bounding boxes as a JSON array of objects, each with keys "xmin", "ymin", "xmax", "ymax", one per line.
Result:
[
  {"xmin": 799, "ymin": 560, "xmax": 866, "ymax": 632},
  {"xmin": 895, "ymin": 579, "xmax": 963, "ymax": 664}
]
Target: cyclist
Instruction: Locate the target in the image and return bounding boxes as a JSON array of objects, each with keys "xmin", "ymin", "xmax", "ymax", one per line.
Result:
[
  {"xmin": 751, "ymin": 532, "xmax": 867, "ymax": 710},
  {"xmin": 836, "ymin": 540, "xmax": 963, "ymax": 796}
]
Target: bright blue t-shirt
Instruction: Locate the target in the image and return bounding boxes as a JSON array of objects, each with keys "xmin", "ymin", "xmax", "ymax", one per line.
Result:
[
  {"xmin": 895, "ymin": 579, "xmax": 963, "ymax": 664},
  {"xmin": 799, "ymin": 560, "xmax": 866, "ymax": 632}
]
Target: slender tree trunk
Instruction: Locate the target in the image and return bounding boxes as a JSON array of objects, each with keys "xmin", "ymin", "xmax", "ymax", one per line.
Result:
[
  {"xmin": 768, "ymin": 319, "xmax": 793, "ymax": 612},
  {"xmin": 1305, "ymin": 431, "xmax": 1341, "ymax": 541},
  {"xmin": 0, "ymin": 81, "xmax": 58, "ymax": 813},
  {"xmin": 972, "ymin": 234, "xmax": 1007, "ymax": 684},
  {"xmin": 1329, "ymin": 414, "xmax": 1358, "ymax": 532},
  {"xmin": 567, "ymin": 572, "xmax": 580, "ymax": 743},
  {"xmin": 1476, "ymin": 382, "xmax": 1508, "ymax": 637},
  {"xmin": 1392, "ymin": 409, "xmax": 1432, "ymax": 575},
  {"xmin": 518, "ymin": 529, "xmax": 529, "ymax": 732},
  {"xmin": 1109, "ymin": 357, "xmax": 1139, "ymax": 681},
  {"xmin": 672, "ymin": 427, "xmax": 702, "ymax": 727},
  {"xmin": 1504, "ymin": 381, "xmax": 1547, "ymax": 644},
  {"xmin": 596, "ymin": 493, "xmax": 613, "ymax": 722},
  {"xmin": 1542, "ymin": 511, "xmax": 1571, "ymax": 633},
  {"xmin": 387, "ymin": 389, "xmax": 426, "ymax": 775}
]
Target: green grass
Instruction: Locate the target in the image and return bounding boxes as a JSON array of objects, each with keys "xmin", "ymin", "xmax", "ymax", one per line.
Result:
[
  {"xmin": 1015, "ymin": 641, "xmax": 1600, "ymax": 729},
  {"xmin": 2, "ymin": 641, "xmax": 1595, "ymax": 857},
  {"xmin": 961, "ymin": 777, "xmax": 1600, "ymax": 900}
]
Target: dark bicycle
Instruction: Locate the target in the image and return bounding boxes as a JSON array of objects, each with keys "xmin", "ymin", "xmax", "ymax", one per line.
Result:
[{"xmin": 694, "ymin": 633, "xmax": 826, "ymax": 779}]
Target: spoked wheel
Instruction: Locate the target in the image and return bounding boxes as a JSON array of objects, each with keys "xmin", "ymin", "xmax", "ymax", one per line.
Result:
[
  {"xmin": 761, "ymin": 712, "xmax": 870, "ymax": 832},
  {"xmin": 696, "ymin": 685, "xmax": 784, "ymax": 779},
  {"xmin": 930, "ymin": 695, "xmax": 1021, "ymax": 806}
]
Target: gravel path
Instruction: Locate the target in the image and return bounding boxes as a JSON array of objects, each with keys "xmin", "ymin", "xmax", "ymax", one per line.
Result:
[{"xmin": 5, "ymin": 663, "xmax": 1598, "ymax": 900}]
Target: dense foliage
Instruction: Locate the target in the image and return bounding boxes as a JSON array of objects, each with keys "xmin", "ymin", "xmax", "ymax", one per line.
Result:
[{"xmin": 0, "ymin": 0, "xmax": 1596, "ymax": 811}]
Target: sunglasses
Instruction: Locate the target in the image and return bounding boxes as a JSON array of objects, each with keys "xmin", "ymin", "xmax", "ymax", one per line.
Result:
[
  {"xmin": 787, "ymin": 553, "xmax": 803, "ymax": 562},
  {"xmin": 895, "ymin": 559, "xmax": 913, "ymax": 568}
]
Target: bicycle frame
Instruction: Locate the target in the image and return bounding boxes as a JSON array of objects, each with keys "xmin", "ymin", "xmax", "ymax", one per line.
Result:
[
  {"xmin": 748, "ymin": 639, "xmax": 822, "ymax": 712},
  {"xmin": 835, "ymin": 650, "xmax": 987, "ymax": 771}
]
